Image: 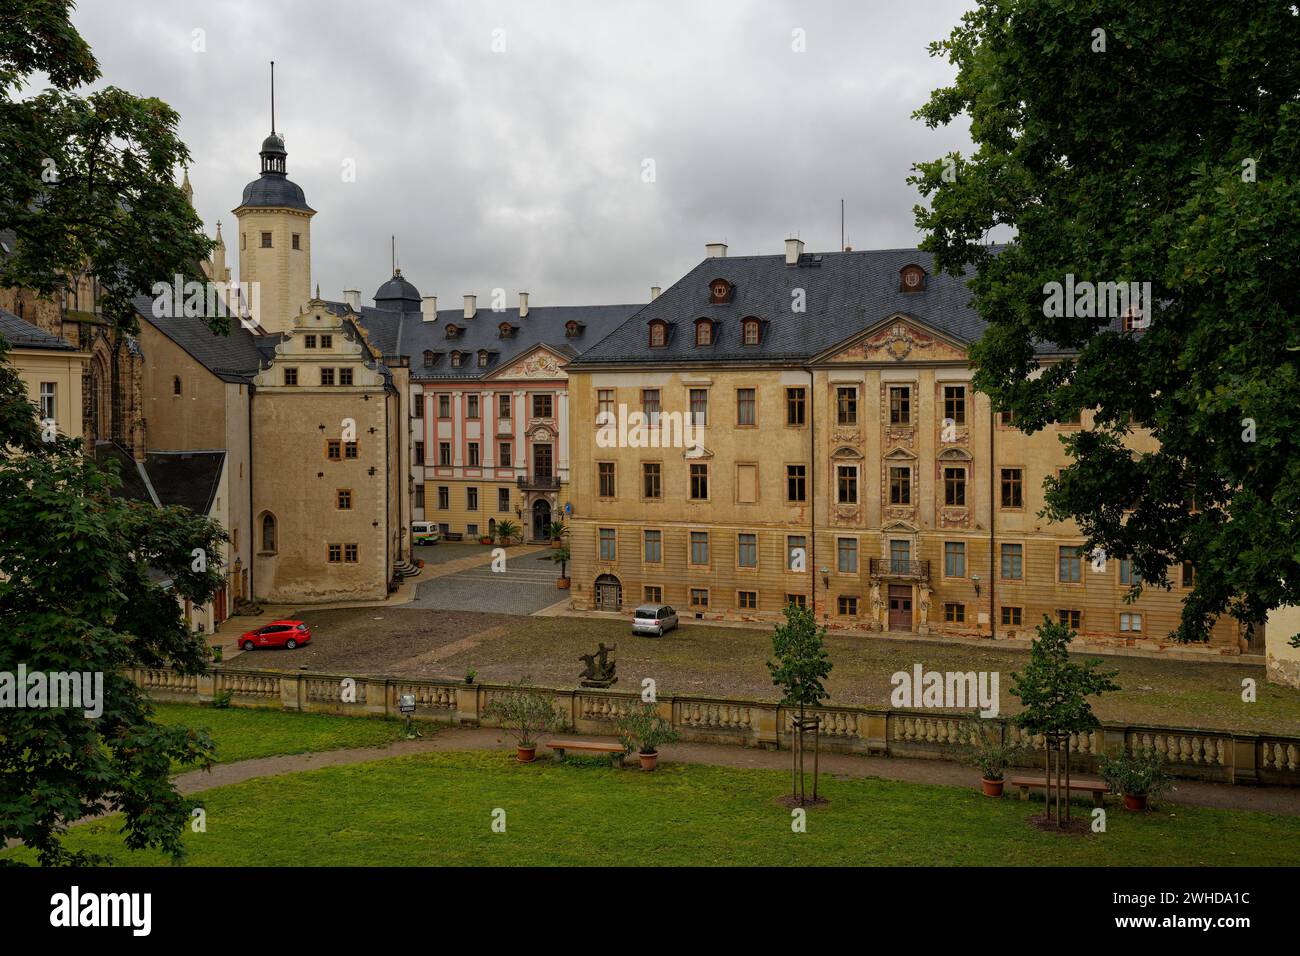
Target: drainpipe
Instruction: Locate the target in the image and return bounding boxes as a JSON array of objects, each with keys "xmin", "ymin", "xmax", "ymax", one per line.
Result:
[
  {"xmin": 988, "ymin": 401, "xmax": 996, "ymax": 640},
  {"xmin": 807, "ymin": 367, "xmax": 817, "ymax": 615},
  {"xmin": 247, "ymin": 382, "xmax": 255, "ymax": 603}
]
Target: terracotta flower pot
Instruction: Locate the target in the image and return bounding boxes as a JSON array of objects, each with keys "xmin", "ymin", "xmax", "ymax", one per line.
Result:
[
  {"xmin": 516, "ymin": 745, "xmax": 536, "ymax": 763},
  {"xmin": 556, "ymin": 577, "xmax": 571, "ymax": 589},
  {"xmin": 1123, "ymin": 793, "xmax": 1148, "ymax": 811},
  {"xmin": 639, "ymin": 750, "xmax": 659, "ymax": 771},
  {"xmin": 981, "ymin": 777, "xmax": 1004, "ymax": 797}
]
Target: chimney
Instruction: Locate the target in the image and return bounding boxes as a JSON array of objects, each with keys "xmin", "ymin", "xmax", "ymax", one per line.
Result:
[
  {"xmin": 463, "ymin": 294, "xmax": 476, "ymax": 319},
  {"xmin": 650, "ymin": 286, "xmax": 661, "ymax": 301},
  {"xmin": 421, "ymin": 295, "xmax": 438, "ymax": 323},
  {"xmin": 518, "ymin": 292, "xmax": 529, "ymax": 318},
  {"xmin": 343, "ymin": 289, "xmax": 361, "ymax": 311},
  {"xmin": 705, "ymin": 242, "xmax": 728, "ymax": 258},
  {"xmin": 785, "ymin": 237, "xmax": 805, "ymax": 265}
]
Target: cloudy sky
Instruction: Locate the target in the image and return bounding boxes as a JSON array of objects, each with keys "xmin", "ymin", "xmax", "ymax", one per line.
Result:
[{"xmin": 69, "ymin": 0, "xmax": 979, "ymax": 308}]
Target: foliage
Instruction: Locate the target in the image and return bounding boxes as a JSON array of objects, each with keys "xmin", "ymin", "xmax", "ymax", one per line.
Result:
[
  {"xmin": 483, "ymin": 679, "xmax": 563, "ymax": 748},
  {"xmin": 962, "ymin": 715, "xmax": 1020, "ymax": 781},
  {"xmin": 766, "ymin": 602, "xmax": 832, "ymax": 709},
  {"xmin": 551, "ymin": 545, "xmax": 570, "ymax": 577},
  {"xmin": 465, "ymin": 667, "xmax": 477, "ymax": 683},
  {"xmin": 494, "ymin": 519, "xmax": 519, "ymax": 546},
  {"xmin": 616, "ymin": 701, "xmax": 680, "ymax": 755},
  {"xmin": 911, "ymin": 1, "xmax": 1300, "ymax": 642},
  {"xmin": 211, "ymin": 689, "xmax": 233, "ymax": 710},
  {"xmin": 1100, "ymin": 749, "xmax": 1174, "ymax": 799},
  {"xmin": 545, "ymin": 521, "xmax": 568, "ymax": 540},
  {"xmin": 1009, "ymin": 618, "xmax": 1120, "ymax": 739}
]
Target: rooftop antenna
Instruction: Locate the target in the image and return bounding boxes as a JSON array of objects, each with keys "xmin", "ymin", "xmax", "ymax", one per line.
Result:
[
  {"xmin": 391, "ymin": 235, "xmax": 396, "ymax": 273},
  {"xmin": 840, "ymin": 198, "xmax": 845, "ymax": 252},
  {"xmin": 270, "ymin": 61, "xmax": 275, "ymax": 133}
]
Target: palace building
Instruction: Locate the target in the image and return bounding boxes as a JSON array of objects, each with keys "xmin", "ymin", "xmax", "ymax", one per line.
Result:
[{"xmin": 564, "ymin": 240, "xmax": 1247, "ymax": 652}]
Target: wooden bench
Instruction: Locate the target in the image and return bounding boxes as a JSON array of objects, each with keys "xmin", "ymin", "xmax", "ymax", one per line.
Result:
[
  {"xmin": 1007, "ymin": 775, "xmax": 1109, "ymax": 807},
  {"xmin": 546, "ymin": 738, "xmax": 625, "ymax": 767}
]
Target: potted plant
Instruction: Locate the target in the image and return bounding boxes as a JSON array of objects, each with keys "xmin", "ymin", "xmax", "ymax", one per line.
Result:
[
  {"xmin": 478, "ymin": 529, "xmax": 495, "ymax": 546},
  {"xmin": 546, "ymin": 520, "xmax": 568, "ymax": 547},
  {"xmin": 616, "ymin": 701, "xmax": 680, "ymax": 771},
  {"xmin": 962, "ymin": 716, "xmax": 1020, "ymax": 797},
  {"xmin": 210, "ymin": 643, "xmax": 223, "ymax": 663},
  {"xmin": 483, "ymin": 679, "xmax": 563, "ymax": 763},
  {"xmin": 1100, "ymin": 749, "xmax": 1172, "ymax": 811},
  {"xmin": 495, "ymin": 519, "xmax": 519, "ymax": 547},
  {"xmin": 464, "ymin": 667, "xmax": 477, "ymax": 685},
  {"xmin": 552, "ymin": 545, "xmax": 571, "ymax": 589}
]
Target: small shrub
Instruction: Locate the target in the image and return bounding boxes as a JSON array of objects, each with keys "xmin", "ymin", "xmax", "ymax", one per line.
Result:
[
  {"xmin": 616, "ymin": 701, "xmax": 679, "ymax": 755},
  {"xmin": 962, "ymin": 715, "xmax": 1020, "ymax": 781},
  {"xmin": 211, "ymin": 689, "xmax": 233, "ymax": 709},
  {"xmin": 483, "ymin": 679, "xmax": 563, "ymax": 748},
  {"xmin": 1100, "ymin": 749, "xmax": 1173, "ymax": 799}
]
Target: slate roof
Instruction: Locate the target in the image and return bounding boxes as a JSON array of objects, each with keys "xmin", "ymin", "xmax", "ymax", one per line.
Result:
[
  {"xmin": 132, "ymin": 295, "xmax": 267, "ymax": 383},
  {"xmin": 144, "ymin": 450, "xmax": 226, "ymax": 515},
  {"xmin": 570, "ymin": 246, "xmax": 1042, "ymax": 367},
  {"xmin": 238, "ymin": 174, "xmax": 313, "ymax": 212},
  {"xmin": 0, "ymin": 307, "xmax": 77, "ymax": 351},
  {"xmin": 337, "ymin": 300, "xmax": 643, "ymax": 381}
]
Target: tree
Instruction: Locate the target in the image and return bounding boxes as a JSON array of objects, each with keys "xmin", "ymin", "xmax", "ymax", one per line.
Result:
[
  {"xmin": 0, "ymin": 1, "xmax": 227, "ymax": 864},
  {"xmin": 911, "ymin": 2, "xmax": 1300, "ymax": 643},
  {"xmin": 766, "ymin": 602, "xmax": 833, "ymax": 805},
  {"xmin": 1009, "ymin": 618, "xmax": 1119, "ymax": 826}
]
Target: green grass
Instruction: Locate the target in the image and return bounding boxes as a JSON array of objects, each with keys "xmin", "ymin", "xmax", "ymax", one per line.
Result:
[
  {"xmin": 152, "ymin": 703, "xmax": 404, "ymax": 765},
  {"xmin": 9, "ymin": 751, "xmax": 1297, "ymax": 866}
]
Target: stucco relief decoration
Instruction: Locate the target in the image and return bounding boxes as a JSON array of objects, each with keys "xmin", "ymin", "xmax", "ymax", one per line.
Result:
[
  {"xmin": 511, "ymin": 353, "xmax": 562, "ymax": 379},
  {"xmin": 939, "ymin": 508, "xmax": 969, "ymax": 529}
]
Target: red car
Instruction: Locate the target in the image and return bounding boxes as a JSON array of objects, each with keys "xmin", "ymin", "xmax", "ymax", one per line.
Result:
[{"xmin": 239, "ymin": 620, "xmax": 312, "ymax": 651}]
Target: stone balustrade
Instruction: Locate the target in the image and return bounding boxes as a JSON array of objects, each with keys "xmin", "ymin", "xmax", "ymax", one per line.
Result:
[{"xmin": 126, "ymin": 666, "xmax": 1300, "ymax": 788}]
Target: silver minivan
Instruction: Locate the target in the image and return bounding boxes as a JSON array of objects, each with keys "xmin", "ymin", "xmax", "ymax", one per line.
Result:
[{"xmin": 632, "ymin": 603, "xmax": 678, "ymax": 637}]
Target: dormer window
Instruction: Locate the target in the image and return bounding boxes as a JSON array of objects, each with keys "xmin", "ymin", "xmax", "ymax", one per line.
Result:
[
  {"xmin": 477, "ymin": 350, "xmax": 489, "ymax": 368},
  {"xmin": 422, "ymin": 350, "xmax": 435, "ymax": 368},
  {"xmin": 708, "ymin": 279, "xmax": 732, "ymax": 304},
  {"xmin": 444, "ymin": 323, "xmax": 461, "ymax": 339},
  {"xmin": 565, "ymin": 320, "xmax": 584, "ymax": 337},
  {"xmin": 742, "ymin": 317, "xmax": 761, "ymax": 345},
  {"xmin": 899, "ymin": 264, "xmax": 927, "ymax": 292},
  {"xmin": 450, "ymin": 351, "xmax": 463, "ymax": 368},
  {"xmin": 695, "ymin": 318, "xmax": 714, "ymax": 347},
  {"xmin": 648, "ymin": 320, "xmax": 668, "ymax": 348},
  {"xmin": 499, "ymin": 322, "xmax": 518, "ymax": 338}
]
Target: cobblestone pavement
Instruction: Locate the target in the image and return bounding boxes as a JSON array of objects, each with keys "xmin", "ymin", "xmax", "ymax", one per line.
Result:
[{"xmin": 410, "ymin": 546, "xmax": 562, "ymax": 615}]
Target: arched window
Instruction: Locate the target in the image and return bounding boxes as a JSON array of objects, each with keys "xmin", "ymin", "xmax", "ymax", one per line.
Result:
[
  {"xmin": 477, "ymin": 350, "xmax": 489, "ymax": 367},
  {"xmin": 173, "ymin": 375, "xmax": 182, "ymax": 396},
  {"xmin": 742, "ymin": 318, "xmax": 761, "ymax": 345},
  {"xmin": 695, "ymin": 319, "xmax": 713, "ymax": 347},
  {"xmin": 648, "ymin": 320, "xmax": 667, "ymax": 348},
  {"xmin": 423, "ymin": 350, "xmax": 435, "ymax": 367},
  {"xmin": 261, "ymin": 513, "xmax": 277, "ymax": 554},
  {"xmin": 450, "ymin": 351, "xmax": 462, "ymax": 368}
]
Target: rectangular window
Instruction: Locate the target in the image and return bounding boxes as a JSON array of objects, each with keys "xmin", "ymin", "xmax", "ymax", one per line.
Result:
[
  {"xmin": 890, "ymin": 540, "xmax": 911, "ymax": 572},
  {"xmin": 690, "ymin": 588, "xmax": 709, "ymax": 609},
  {"xmin": 320, "ymin": 334, "xmax": 333, "ymax": 349},
  {"xmin": 736, "ymin": 388, "xmax": 756, "ymax": 426},
  {"xmin": 787, "ymin": 535, "xmax": 806, "ymax": 570},
  {"xmin": 943, "ymin": 385, "xmax": 967, "ymax": 426},
  {"xmin": 786, "ymin": 593, "xmax": 807, "ymax": 609},
  {"xmin": 344, "ymin": 441, "xmax": 358, "ymax": 459},
  {"xmin": 498, "ymin": 441, "xmax": 512, "ymax": 465},
  {"xmin": 414, "ymin": 441, "xmax": 425, "ymax": 464},
  {"xmin": 260, "ymin": 231, "xmax": 272, "ymax": 248},
  {"xmin": 838, "ymin": 595, "xmax": 859, "ymax": 616},
  {"xmin": 1120, "ymin": 612, "xmax": 1143, "ymax": 633},
  {"xmin": 1000, "ymin": 543, "xmax": 1023, "ymax": 580},
  {"xmin": 412, "ymin": 396, "xmax": 424, "ymax": 418},
  {"xmin": 1058, "ymin": 546, "xmax": 1083, "ymax": 583},
  {"xmin": 889, "ymin": 466, "xmax": 911, "ymax": 505},
  {"xmin": 642, "ymin": 462, "xmax": 662, "ymax": 500},
  {"xmin": 837, "ymin": 465, "xmax": 858, "ymax": 504},
  {"xmin": 499, "ymin": 394, "xmax": 512, "ymax": 419},
  {"xmin": 787, "ymin": 464, "xmax": 807, "ymax": 502},
  {"xmin": 438, "ymin": 486, "xmax": 449, "ymax": 509},
  {"xmin": 283, "ymin": 368, "xmax": 298, "ymax": 386},
  {"xmin": 336, "ymin": 489, "xmax": 352, "ymax": 510},
  {"xmin": 642, "ymin": 388, "xmax": 661, "ymax": 424},
  {"xmin": 532, "ymin": 394, "xmax": 553, "ymax": 418},
  {"xmin": 1058, "ymin": 608, "xmax": 1082, "ymax": 630},
  {"xmin": 737, "ymin": 533, "xmax": 757, "ymax": 568},
  {"xmin": 944, "ymin": 541, "xmax": 966, "ymax": 577},
  {"xmin": 38, "ymin": 382, "xmax": 56, "ymax": 421},
  {"xmin": 598, "ymin": 462, "xmax": 616, "ymax": 497},
  {"xmin": 836, "ymin": 386, "xmax": 858, "ymax": 425},
  {"xmin": 944, "ymin": 602, "xmax": 966, "ymax": 623},
  {"xmin": 439, "ymin": 442, "xmax": 452, "ymax": 466},
  {"xmin": 468, "ymin": 443, "xmax": 480, "ymax": 467},
  {"xmin": 466, "ymin": 487, "xmax": 478, "ymax": 511},
  {"xmin": 467, "ymin": 395, "xmax": 480, "ymax": 419},
  {"xmin": 689, "ymin": 463, "xmax": 709, "ymax": 500},
  {"xmin": 1119, "ymin": 559, "xmax": 1142, "ymax": 586},
  {"xmin": 305, "ymin": 334, "xmax": 317, "ymax": 349},
  {"xmin": 1001, "ymin": 468, "xmax": 1023, "ymax": 508},
  {"xmin": 599, "ymin": 528, "xmax": 616, "ymax": 561},
  {"xmin": 438, "ymin": 395, "xmax": 451, "ymax": 418},
  {"xmin": 498, "ymin": 488, "xmax": 510, "ymax": 512},
  {"xmin": 1001, "ymin": 606, "xmax": 1023, "ymax": 626},
  {"xmin": 1182, "ymin": 561, "xmax": 1195, "ymax": 588},
  {"xmin": 326, "ymin": 439, "xmax": 342, "ymax": 461},
  {"xmin": 944, "ymin": 467, "xmax": 967, "ymax": 506},
  {"xmin": 690, "ymin": 531, "xmax": 709, "ymax": 566},
  {"xmin": 786, "ymin": 387, "xmax": 806, "ymax": 426},
  {"xmin": 597, "ymin": 389, "xmax": 615, "ymax": 419},
  {"xmin": 328, "ymin": 543, "xmax": 342, "ymax": 563},
  {"xmin": 889, "ymin": 386, "xmax": 911, "ymax": 425},
  {"xmin": 837, "ymin": 537, "xmax": 858, "ymax": 574},
  {"xmin": 643, "ymin": 530, "xmax": 662, "ymax": 563},
  {"xmin": 292, "ymin": 233, "xmax": 301, "ymax": 250},
  {"xmin": 689, "ymin": 388, "xmax": 708, "ymax": 426},
  {"xmin": 644, "ymin": 586, "xmax": 663, "ymax": 604},
  {"xmin": 344, "ymin": 544, "xmax": 358, "ymax": 563},
  {"xmin": 338, "ymin": 367, "xmax": 353, "ymax": 386},
  {"xmin": 1061, "ymin": 410, "xmax": 1083, "ymax": 426},
  {"xmin": 320, "ymin": 367, "xmax": 335, "ymax": 386},
  {"xmin": 415, "ymin": 485, "xmax": 425, "ymax": 508},
  {"xmin": 738, "ymin": 590, "xmax": 757, "ymax": 610}
]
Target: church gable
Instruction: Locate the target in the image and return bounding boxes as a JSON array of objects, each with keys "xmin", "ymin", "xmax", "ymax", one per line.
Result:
[
  {"xmin": 821, "ymin": 316, "xmax": 968, "ymax": 365},
  {"xmin": 488, "ymin": 344, "xmax": 569, "ymax": 382}
]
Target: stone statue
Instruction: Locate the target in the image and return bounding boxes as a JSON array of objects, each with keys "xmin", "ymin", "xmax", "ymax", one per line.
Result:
[
  {"xmin": 869, "ymin": 581, "xmax": 882, "ymax": 629},
  {"xmin": 579, "ymin": 642, "xmax": 617, "ymax": 687},
  {"xmin": 918, "ymin": 585, "xmax": 931, "ymax": 621}
]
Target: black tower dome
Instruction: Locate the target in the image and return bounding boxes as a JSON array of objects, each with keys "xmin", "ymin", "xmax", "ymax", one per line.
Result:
[
  {"xmin": 237, "ymin": 63, "xmax": 314, "ymax": 212},
  {"xmin": 373, "ymin": 269, "xmax": 421, "ymax": 312}
]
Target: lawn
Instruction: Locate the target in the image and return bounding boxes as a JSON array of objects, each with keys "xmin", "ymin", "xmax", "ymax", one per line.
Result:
[
  {"xmin": 8, "ymin": 752, "xmax": 1298, "ymax": 866},
  {"xmin": 224, "ymin": 607, "xmax": 1300, "ymax": 736},
  {"xmin": 153, "ymin": 703, "xmax": 403, "ymax": 765}
]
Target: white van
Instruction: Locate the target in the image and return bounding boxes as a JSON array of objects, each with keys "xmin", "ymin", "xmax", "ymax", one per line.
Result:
[{"xmin": 411, "ymin": 521, "xmax": 440, "ymax": 545}]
